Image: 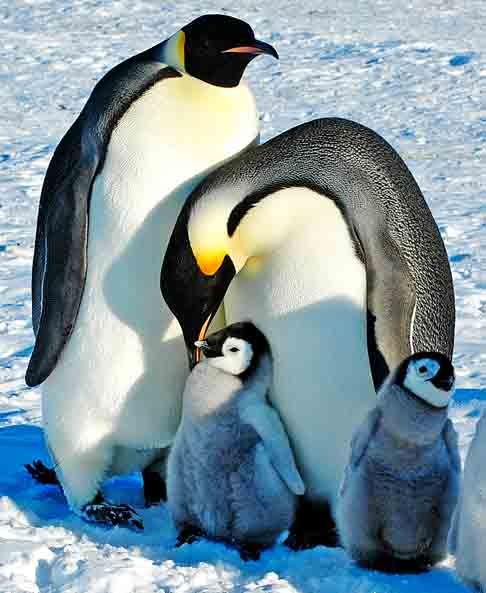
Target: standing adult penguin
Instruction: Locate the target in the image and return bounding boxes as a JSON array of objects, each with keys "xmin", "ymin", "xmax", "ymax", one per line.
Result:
[
  {"xmin": 160, "ymin": 117, "xmax": 455, "ymax": 547},
  {"xmin": 25, "ymin": 15, "xmax": 278, "ymax": 528}
]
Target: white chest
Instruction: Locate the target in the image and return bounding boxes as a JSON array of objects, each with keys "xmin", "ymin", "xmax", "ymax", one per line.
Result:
[{"xmin": 224, "ymin": 193, "xmax": 377, "ymax": 505}]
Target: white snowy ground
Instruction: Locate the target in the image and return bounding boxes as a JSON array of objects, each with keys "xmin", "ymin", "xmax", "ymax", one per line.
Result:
[{"xmin": 0, "ymin": 1, "xmax": 485, "ymax": 591}]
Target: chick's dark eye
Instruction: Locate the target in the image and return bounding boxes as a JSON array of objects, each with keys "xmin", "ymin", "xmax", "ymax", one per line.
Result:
[
  {"xmin": 418, "ymin": 365, "xmax": 427, "ymax": 374},
  {"xmin": 229, "ymin": 347, "xmax": 239, "ymax": 353}
]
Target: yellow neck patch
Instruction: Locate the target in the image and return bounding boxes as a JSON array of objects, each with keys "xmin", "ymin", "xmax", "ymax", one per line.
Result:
[
  {"xmin": 163, "ymin": 30, "xmax": 186, "ymax": 72},
  {"xmin": 177, "ymin": 30, "xmax": 186, "ymax": 67}
]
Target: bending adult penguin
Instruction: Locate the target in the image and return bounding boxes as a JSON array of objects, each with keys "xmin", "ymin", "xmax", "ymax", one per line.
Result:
[
  {"xmin": 25, "ymin": 14, "xmax": 278, "ymax": 528},
  {"xmin": 160, "ymin": 117, "xmax": 455, "ymax": 547}
]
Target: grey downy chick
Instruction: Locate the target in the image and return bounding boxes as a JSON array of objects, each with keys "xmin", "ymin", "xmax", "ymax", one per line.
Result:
[
  {"xmin": 167, "ymin": 321, "xmax": 305, "ymax": 560},
  {"xmin": 337, "ymin": 352, "xmax": 460, "ymax": 573}
]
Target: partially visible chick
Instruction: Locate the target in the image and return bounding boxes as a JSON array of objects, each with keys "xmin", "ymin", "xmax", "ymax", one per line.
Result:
[
  {"xmin": 167, "ymin": 322, "xmax": 305, "ymax": 560},
  {"xmin": 450, "ymin": 402, "xmax": 486, "ymax": 591}
]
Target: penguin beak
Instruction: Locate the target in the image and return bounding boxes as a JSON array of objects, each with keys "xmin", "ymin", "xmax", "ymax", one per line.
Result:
[
  {"xmin": 194, "ymin": 340, "xmax": 221, "ymax": 359},
  {"xmin": 431, "ymin": 374, "xmax": 455, "ymax": 392},
  {"xmin": 223, "ymin": 39, "xmax": 279, "ymax": 60}
]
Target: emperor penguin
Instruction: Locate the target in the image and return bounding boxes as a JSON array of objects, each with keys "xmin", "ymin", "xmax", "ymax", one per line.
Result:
[
  {"xmin": 337, "ymin": 352, "xmax": 460, "ymax": 573},
  {"xmin": 160, "ymin": 117, "xmax": 455, "ymax": 547},
  {"xmin": 24, "ymin": 15, "xmax": 278, "ymax": 528},
  {"xmin": 167, "ymin": 322, "xmax": 305, "ymax": 560},
  {"xmin": 449, "ymin": 407, "xmax": 486, "ymax": 590}
]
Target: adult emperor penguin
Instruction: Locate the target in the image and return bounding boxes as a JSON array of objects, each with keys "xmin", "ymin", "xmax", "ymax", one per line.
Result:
[
  {"xmin": 160, "ymin": 117, "xmax": 455, "ymax": 547},
  {"xmin": 24, "ymin": 15, "xmax": 278, "ymax": 527},
  {"xmin": 337, "ymin": 352, "xmax": 459, "ymax": 573}
]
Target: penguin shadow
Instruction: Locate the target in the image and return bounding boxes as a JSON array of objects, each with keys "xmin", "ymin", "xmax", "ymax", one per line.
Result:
[
  {"xmin": 102, "ymin": 174, "xmax": 205, "ymax": 443},
  {"xmin": 0, "ymin": 423, "xmax": 178, "ymax": 549}
]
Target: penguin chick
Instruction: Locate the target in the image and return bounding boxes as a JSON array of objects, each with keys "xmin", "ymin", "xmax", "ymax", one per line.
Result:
[
  {"xmin": 337, "ymin": 352, "xmax": 460, "ymax": 573},
  {"xmin": 167, "ymin": 322, "xmax": 305, "ymax": 560},
  {"xmin": 449, "ymin": 405, "xmax": 486, "ymax": 591}
]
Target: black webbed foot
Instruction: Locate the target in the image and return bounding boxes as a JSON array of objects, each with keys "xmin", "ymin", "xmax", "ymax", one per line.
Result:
[
  {"xmin": 175, "ymin": 525, "xmax": 205, "ymax": 547},
  {"xmin": 285, "ymin": 498, "xmax": 339, "ymax": 550},
  {"xmin": 142, "ymin": 469, "xmax": 167, "ymax": 507},
  {"xmin": 25, "ymin": 460, "xmax": 60, "ymax": 485},
  {"xmin": 82, "ymin": 494, "xmax": 143, "ymax": 530}
]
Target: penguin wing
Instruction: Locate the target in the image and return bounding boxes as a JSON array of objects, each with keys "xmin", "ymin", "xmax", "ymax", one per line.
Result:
[
  {"xmin": 363, "ymin": 228, "xmax": 417, "ymax": 390},
  {"xmin": 26, "ymin": 115, "xmax": 96, "ymax": 388},
  {"xmin": 25, "ymin": 58, "xmax": 182, "ymax": 388},
  {"xmin": 443, "ymin": 418, "xmax": 461, "ymax": 472},
  {"xmin": 349, "ymin": 407, "xmax": 382, "ymax": 468},
  {"xmin": 240, "ymin": 402, "xmax": 305, "ymax": 495}
]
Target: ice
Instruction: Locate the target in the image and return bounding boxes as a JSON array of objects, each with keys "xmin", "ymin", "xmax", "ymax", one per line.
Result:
[{"xmin": 0, "ymin": 0, "xmax": 484, "ymax": 591}]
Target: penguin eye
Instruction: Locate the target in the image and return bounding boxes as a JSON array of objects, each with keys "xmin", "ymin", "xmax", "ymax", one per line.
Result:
[
  {"xmin": 229, "ymin": 347, "xmax": 239, "ymax": 353},
  {"xmin": 418, "ymin": 365, "xmax": 427, "ymax": 374}
]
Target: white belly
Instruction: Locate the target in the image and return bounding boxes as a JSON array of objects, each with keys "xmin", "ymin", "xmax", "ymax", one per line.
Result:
[
  {"xmin": 43, "ymin": 74, "xmax": 258, "ymax": 459},
  {"xmin": 224, "ymin": 197, "xmax": 376, "ymax": 509}
]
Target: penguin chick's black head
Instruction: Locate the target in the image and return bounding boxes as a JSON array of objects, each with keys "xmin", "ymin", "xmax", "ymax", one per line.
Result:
[
  {"xmin": 395, "ymin": 351, "xmax": 455, "ymax": 408},
  {"xmin": 195, "ymin": 321, "xmax": 271, "ymax": 378},
  {"xmin": 181, "ymin": 14, "xmax": 278, "ymax": 87}
]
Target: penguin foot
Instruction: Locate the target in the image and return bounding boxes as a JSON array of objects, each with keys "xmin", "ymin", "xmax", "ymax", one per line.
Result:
[
  {"xmin": 142, "ymin": 469, "xmax": 167, "ymax": 507},
  {"xmin": 361, "ymin": 553, "xmax": 432, "ymax": 574},
  {"xmin": 82, "ymin": 497, "xmax": 144, "ymax": 530},
  {"xmin": 25, "ymin": 460, "xmax": 60, "ymax": 485},
  {"xmin": 175, "ymin": 525, "xmax": 205, "ymax": 547},
  {"xmin": 237, "ymin": 542, "xmax": 264, "ymax": 561},
  {"xmin": 285, "ymin": 499, "xmax": 339, "ymax": 550}
]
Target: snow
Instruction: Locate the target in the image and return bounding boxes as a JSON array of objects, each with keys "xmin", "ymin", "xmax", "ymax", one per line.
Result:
[{"xmin": 0, "ymin": 0, "xmax": 485, "ymax": 591}]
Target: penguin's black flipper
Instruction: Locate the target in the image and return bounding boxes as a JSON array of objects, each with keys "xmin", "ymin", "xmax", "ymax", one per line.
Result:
[
  {"xmin": 25, "ymin": 459, "xmax": 60, "ymax": 485},
  {"xmin": 25, "ymin": 112, "xmax": 95, "ymax": 389},
  {"xmin": 24, "ymin": 54, "xmax": 181, "ymax": 389}
]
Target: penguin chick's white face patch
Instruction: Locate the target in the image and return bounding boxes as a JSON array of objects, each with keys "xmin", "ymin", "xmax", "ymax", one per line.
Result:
[
  {"xmin": 207, "ymin": 337, "xmax": 253, "ymax": 376},
  {"xmin": 404, "ymin": 358, "xmax": 454, "ymax": 408}
]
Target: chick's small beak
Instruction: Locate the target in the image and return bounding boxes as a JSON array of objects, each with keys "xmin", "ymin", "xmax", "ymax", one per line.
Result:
[
  {"xmin": 433, "ymin": 374, "xmax": 455, "ymax": 391},
  {"xmin": 223, "ymin": 39, "xmax": 279, "ymax": 60}
]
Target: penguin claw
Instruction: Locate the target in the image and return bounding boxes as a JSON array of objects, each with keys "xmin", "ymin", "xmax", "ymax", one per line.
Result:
[
  {"xmin": 82, "ymin": 501, "xmax": 144, "ymax": 530},
  {"xmin": 25, "ymin": 460, "xmax": 60, "ymax": 485}
]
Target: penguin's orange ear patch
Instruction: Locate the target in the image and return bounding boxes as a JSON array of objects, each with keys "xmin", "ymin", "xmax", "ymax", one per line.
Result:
[{"xmin": 177, "ymin": 31, "xmax": 186, "ymax": 66}]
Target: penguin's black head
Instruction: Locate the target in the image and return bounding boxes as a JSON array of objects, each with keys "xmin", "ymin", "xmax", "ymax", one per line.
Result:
[
  {"xmin": 195, "ymin": 321, "xmax": 271, "ymax": 379},
  {"xmin": 164, "ymin": 15, "xmax": 278, "ymax": 88},
  {"xmin": 394, "ymin": 351, "xmax": 455, "ymax": 408}
]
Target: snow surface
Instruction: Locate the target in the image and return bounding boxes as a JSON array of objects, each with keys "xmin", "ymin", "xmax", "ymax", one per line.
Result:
[{"xmin": 1, "ymin": 0, "xmax": 485, "ymax": 591}]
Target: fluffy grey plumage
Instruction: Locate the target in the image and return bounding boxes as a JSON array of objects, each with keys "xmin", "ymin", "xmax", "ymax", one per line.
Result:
[
  {"xmin": 337, "ymin": 353, "xmax": 460, "ymax": 573},
  {"xmin": 450, "ymin": 408, "xmax": 486, "ymax": 591},
  {"xmin": 167, "ymin": 329, "xmax": 304, "ymax": 558}
]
